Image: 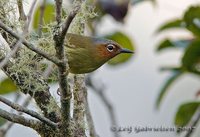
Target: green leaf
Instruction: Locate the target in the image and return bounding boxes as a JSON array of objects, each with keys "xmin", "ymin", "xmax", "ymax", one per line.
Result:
[
  {"xmin": 184, "ymin": 6, "xmax": 200, "ymax": 37},
  {"xmin": 157, "ymin": 39, "xmax": 192, "ymax": 51},
  {"xmin": 0, "ymin": 78, "xmax": 18, "ymax": 95},
  {"xmin": 175, "ymin": 102, "xmax": 200, "ymax": 128},
  {"xmin": 182, "ymin": 39, "xmax": 200, "ymax": 74},
  {"xmin": 0, "ymin": 117, "xmax": 6, "ymax": 127},
  {"xmin": 156, "ymin": 19, "xmax": 185, "ymax": 33},
  {"xmin": 105, "ymin": 32, "xmax": 134, "ymax": 66},
  {"xmin": 155, "ymin": 70, "xmax": 183, "ymax": 109},
  {"xmin": 33, "ymin": 3, "xmax": 56, "ymax": 32}
]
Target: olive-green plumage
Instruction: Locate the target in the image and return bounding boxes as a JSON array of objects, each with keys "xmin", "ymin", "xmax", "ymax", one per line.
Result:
[{"xmin": 65, "ymin": 33, "xmax": 133, "ymax": 74}]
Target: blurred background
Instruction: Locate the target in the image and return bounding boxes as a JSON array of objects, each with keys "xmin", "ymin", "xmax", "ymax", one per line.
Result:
[{"xmin": 1, "ymin": 0, "xmax": 200, "ymax": 137}]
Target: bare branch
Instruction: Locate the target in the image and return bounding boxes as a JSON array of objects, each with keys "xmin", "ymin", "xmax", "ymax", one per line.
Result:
[
  {"xmin": 0, "ymin": 96, "xmax": 58, "ymax": 129},
  {"xmin": 17, "ymin": 0, "xmax": 27, "ymax": 21},
  {"xmin": 0, "ymin": 20, "xmax": 60, "ymax": 65},
  {"xmin": 38, "ymin": 0, "xmax": 47, "ymax": 37},
  {"xmin": 85, "ymin": 99, "xmax": 98, "ymax": 137},
  {"xmin": 61, "ymin": 5, "xmax": 80, "ymax": 39},
  {"xmin": 0, "ymin": 108, "xmax": 40, "ymax": 130},
  {"xmin": 54, "ymin": 0, "xmax": 63, "ymax": 24},
  {"xmin": 86, "ymin": 76, "xmax": 120, "ymax": 137}
]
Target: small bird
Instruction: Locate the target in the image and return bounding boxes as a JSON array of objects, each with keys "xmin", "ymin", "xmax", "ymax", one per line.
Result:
[{"xmin": 65, "ymin": 33, "xmax": 133, "ymax": 74}]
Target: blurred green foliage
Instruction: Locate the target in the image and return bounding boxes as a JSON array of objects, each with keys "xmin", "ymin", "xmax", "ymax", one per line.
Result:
[
  {"xmin": 0, "ymin": 78, "xmax": 17, "ymax": 95},
  {"xmin": 0, "ymin": 117, "xmax": 6, "ymax": 127},
  {"xmin": 175, "ymin": 102, "xmax": 200, "ymax": 128},
  {"xmin": 156, "ymin": 5, "xmax": 200, "ymax": 131}
]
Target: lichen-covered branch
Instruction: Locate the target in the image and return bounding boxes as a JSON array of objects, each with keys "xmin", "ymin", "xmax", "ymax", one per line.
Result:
[
  {"xmin": 73, "ymin": 75, "xmax": 87, "ymax": 137},
  {"xmin": 53, "ymin": 0, "xmax": 82, "ymax": 136},
  {"xmin": 0, "ymin": 56, "xmax": 60, "ymax": 123},
  {"xmin": 0, "ymin": 21, "xmax": 60, "ymax": 65},
  {"xmin": 0, "ymin": 0, "xmax": 37, "ymax": 68}
]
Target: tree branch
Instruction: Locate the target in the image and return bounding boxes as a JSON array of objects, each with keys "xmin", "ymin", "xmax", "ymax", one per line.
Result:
[
  {"xmin": 0, "ymin": 96, "xmax": 58, "ymax": 129},
  {"xmin": 53, "ymin": 0, "xmax": 82, "ymax": 136},
  {"xmin": 0, "ymin": 20, "xmax": 60, "ymax": 65},
  {"xmin": 0, "ymin": 95, "xmax": 32, "ymax": 136},
  {"xmin": 73, "ymin": 75, "xmax": 87, "ymax": 137},
  {"xmin": 54, "ymin": 0, "xmax": 62, "ymax": 24},
  {"xmin": 38, "ymin": 0, "xmax": 46, "ymax": 37},
  {"xmin": 17, "ymin": 0, "xmax": 27, "ymax": 21},
  {"xmin": 1, "ymin": 59, "xmax": 60, "ymax": 123},
  {"xmin": 61, "ymin": 5, "xmax": 80, "ymax": 39},
  {"xmin": 85, "ymin": 98, "xmax": 98, "ymax": 137},
  {"xmin": 0, "ymin": 108, "xmax": 40, "ymax": 130}
]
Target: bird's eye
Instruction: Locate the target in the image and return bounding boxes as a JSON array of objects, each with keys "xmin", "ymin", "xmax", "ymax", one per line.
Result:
[{"xmin": 106, "ymin": 44, "xmax": 115, "ymax": 52}]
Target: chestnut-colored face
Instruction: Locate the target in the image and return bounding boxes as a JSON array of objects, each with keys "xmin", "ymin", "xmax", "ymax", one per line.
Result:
[
  {"xmin": 94, "ymin": 39, "xmax": 133, "ymax": 62},
  {"xmin": 96, "ymin": 43, "xmax": 121, "ymax": 60}
]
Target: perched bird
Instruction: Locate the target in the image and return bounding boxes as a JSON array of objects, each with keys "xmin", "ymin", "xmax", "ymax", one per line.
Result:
[{"xmin": 65, "ymin": 33, "xmax": 133, "ymax": 74}]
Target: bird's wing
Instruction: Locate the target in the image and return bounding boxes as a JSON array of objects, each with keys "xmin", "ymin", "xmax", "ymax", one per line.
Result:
[{"xmin": 65, "ymin": 33, "xmax": 94, "ymax": 49}]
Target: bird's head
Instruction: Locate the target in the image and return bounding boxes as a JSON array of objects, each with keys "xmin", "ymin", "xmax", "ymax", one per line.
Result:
[{"xmin": 93, "ymin": 38, "xmax": 133, "ymax": 62}]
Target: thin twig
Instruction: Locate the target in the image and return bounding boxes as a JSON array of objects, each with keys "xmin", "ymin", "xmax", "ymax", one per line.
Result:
[
  {"xmin": 0, "ymin": 108, "xmax": 40, "ymax": 130},
  {"xmin": 183, "ymin": 106, "xmax": 200, "ymax": 137},
  {"xmin": 54, "ymin": 0, "xmax": 62, "ymax": 24},
  {"xmin": 0, "ymin": 96, "xmax": 58, "ymax": 129},
  {"xmin": 0, "ymin": 20, "xmax": 60, "ymax": 65},
  {"xmin": 38, "ymin": 0, "xmax": 46, "ymax": 37},
  {"xmin": 86, "ymin": 76, "xmax": 120, "ymax": 137},
  {"xmin": 61, "ymin": 5, "xmax": 80, "ymax": 39},
  {"xmin": 85, "ymin": 97, "xmax": 98, "ymax": 137},
  {"xmin": 17, "ymin": 0, "xmax": 27, "ymax": 21},
  {"xmin": 43, "ymin": 62, "xmax": 54, "ymax": 78}
]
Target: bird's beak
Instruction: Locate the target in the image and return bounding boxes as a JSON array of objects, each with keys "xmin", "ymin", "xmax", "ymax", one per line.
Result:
[{"xmin": 120, "ymin": 48, "xmax": 134, "ymax": 54}]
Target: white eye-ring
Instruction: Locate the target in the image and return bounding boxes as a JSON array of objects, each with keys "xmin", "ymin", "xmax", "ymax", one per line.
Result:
[{"xmin": 106, "ymin": 44, "xmax": 115, "ymax": 52}]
